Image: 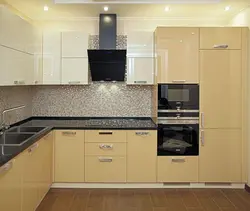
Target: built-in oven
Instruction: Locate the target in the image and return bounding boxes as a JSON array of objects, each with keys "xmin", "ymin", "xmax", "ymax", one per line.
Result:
[{"xmin": 158, "ymin": 84, "xmax": 199, "ymax": 111}]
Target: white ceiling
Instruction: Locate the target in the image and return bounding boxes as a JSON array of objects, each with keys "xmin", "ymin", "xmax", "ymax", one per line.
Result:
[{"xmin": 2, "ymin": 0, "xmax": 250, "ymax": 20}]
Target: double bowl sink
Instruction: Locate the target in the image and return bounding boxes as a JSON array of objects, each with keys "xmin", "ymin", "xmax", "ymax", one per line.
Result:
[{"xmin": 0, "ymin": 126, "xmax": 47, "ymax": 146}]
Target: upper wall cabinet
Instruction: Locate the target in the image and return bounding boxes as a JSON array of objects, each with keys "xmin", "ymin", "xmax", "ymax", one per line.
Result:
[
  {"xmin": 42, "ymin": 31, "xmax": 61, "ymax": 85},
  {"xmin": 155, "ymin": 27, "xmax": 199, "ymax": 84},
  {"xmin": 62, "ymin": 31, "xmax": 89, "ymax": 57},
  {"xmin": 200, "ymin": 27, "xmax": 242, "ymax": 50}
]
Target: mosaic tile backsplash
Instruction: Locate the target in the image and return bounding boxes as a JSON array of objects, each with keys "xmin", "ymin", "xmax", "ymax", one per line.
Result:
[
  {"xmin": 0, "ymin": 86, "xmax": 32, "ymax": 125},
  {"xmin": 32, "ymin": 84, "xmax": 152, "ymax": 117}
]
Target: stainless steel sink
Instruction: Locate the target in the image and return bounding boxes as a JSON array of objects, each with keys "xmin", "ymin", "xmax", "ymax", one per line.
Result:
[
  {"xmin": 0, "ymin": 133, "xmax": 34, "ymax": 146},
  {"xmin": 7, "ymin": 126, "xmax": 46, "ymax": 133}
]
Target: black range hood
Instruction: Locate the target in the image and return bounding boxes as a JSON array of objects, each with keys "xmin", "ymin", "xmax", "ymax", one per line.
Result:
[{"xmin": 88, "ymin": 14, "xmax": 127, "ymax": 82}]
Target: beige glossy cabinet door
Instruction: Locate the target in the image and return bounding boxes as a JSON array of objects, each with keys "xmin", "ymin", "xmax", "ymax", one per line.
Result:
[
  {"xmin": 54, "ymin": 130, "xmax": 85, "ymax": 182},
  {"xmin": 199, "ymin": 129, "xmax": 242, "ymax": 183},
  {"xmin": 200, "ymin": 27, "xmax": 241, "ymax": 50},
  {"xmin": 127, "ymin": 131, "xmax": 157, "ymax": 182},
  {"xmin": 0, "ymin": 155, "xmax": 24, "ymax": 211},
  {"xmin": 200, "ymin": 50, "xmax": 242, "ymax": 129},
  {"xmin": 155, "ymin": 27, "xmax": 199, "ymax": 83}
]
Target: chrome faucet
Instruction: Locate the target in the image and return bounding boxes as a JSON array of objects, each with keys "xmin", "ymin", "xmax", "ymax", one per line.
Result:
[{"xmin": 0, "ymin": 105, "xmax": 26, "ymax": 134}]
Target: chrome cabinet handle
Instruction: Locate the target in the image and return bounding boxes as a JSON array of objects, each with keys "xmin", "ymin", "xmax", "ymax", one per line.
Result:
[
  {"xmin": 99, "ymin": 144, "xmax": 113, "ymax": 149},
  {"xmin": 0, "ymin": 161, "xmax": 14, "ymax": 174},
  {"xmin": 201, "ymin": 130, "xmax": 205, "ymax": 146},
  {"xmin": 172, "ymin": 80, "xmax": 186, "ymax": 83},
  {"xmin": 99, "ymin": 131, "xmax": 113, "ymax": 135},
  {"xmin": 99, "ymin": 157, "xmax": 113, "ymax": 162},
  {"xmin": 213, "ymin": 44, "xmax": 228, "ymax": 49},
  {"xmin": 134, "ymin": 81, "xmax": 147, "ymax": 84},
  {"xmin": 135, "ymin": 132, "xmax": 150, "ymax": 136},
  {"xmin": 68, "ymin": 81, "xmax": 81, "ymax": 84},
  {"xmin": 172, "ymin": 158, "xmax": 186, "ymax": 163},
  {"xmin": 62, "ymin": 131, "xmax": 76, "ymax": 136},
  {"xmin": 28, "ymin": 143, "xmax": 39, "ymax": 153},
  {"xmin": 201, "ymin": 112, "xmax": 204, "ymax": 128},
  {"xmin": 14, "ymin": 80, "xmax": 25, "ymax": 85}
]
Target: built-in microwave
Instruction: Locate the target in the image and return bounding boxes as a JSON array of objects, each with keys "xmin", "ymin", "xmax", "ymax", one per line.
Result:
[{"xmin": 158, "ymin": 84, "xmax": 199, "ymax": 111}]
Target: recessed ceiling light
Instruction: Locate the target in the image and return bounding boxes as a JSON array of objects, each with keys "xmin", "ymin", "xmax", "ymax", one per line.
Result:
[
  {"xmin": 225, "ymin": 5, "xmax": 231, "ymax": 11},
  {"xmin": 44, "ymin": 5, "xmax": 49, "ymax": 11},
  {"xmin": 104, "ymin": 6, "xmax": 109, "ymax": 12},
  {"xmin": 165, "ymin": 6, "xmax": 170, "ymax": 12}
]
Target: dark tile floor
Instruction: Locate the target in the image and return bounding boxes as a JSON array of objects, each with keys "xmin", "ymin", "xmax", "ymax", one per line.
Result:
[{"xmin": 36, "ymin": 188, "xmax": 250, "ymax": 211}]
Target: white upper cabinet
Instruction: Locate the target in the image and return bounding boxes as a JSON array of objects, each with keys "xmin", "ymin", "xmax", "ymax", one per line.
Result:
[
  {"xmin": 127, "ymin": 31, "xmax": 154, "ymax": 57},
  {"xmin": 127, "ymin": 57, "xmax": 154, "ymax": 85},
  {"xmin": 62, "ymin": 31, "xmax": 89, "ymax": 57},
  {"xmin": 42, "ymin": 31, "xmax": 61, "ymax": 84},
  {"xmin": 61, "ymin": 58, "xmax": 89, "ymax": 85}
]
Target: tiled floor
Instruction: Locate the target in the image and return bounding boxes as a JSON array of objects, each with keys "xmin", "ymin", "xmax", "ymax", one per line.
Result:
[{"xmin": 36, "ymin": 188, "xmax": 250, "ymax": 211}]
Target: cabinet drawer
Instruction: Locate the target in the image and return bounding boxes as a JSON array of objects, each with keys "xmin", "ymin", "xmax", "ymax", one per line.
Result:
[
  {"xmin": 157, "ymin": 157, "xmax": 198, "ymax": 182},
  {"xmin": 85, "ymin": 143, "xmax": 126, "ymax": 156},
  {"xmin": 85, "ymin": 130, "xmax": 127, "ymax": 143},
  {"xmin": 200, "ymin": 27, "xmax": 241, "ymax": 50},
  {"xmin": 85, "ymin": 156, "xmax": 126, "ymax": 182}
]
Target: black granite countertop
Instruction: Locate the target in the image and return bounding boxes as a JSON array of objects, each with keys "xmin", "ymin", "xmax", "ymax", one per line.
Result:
[{"xmin": 0, "ymin": 117, "xmax": 157, "ymax": 167}]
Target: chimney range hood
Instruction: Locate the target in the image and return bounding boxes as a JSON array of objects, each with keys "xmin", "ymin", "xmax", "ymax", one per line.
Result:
[{"xmin": 88, "ymin": 14, "xmax": 127, "ymax": 82}]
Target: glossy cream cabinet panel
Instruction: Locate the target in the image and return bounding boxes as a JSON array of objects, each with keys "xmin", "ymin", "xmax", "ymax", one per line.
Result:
[
  {"xmin": 54, "ymin": 130, "xmax": 85, "ymax": 182},
  {"xmin": 42, "ymin": 31, "xmax": 61, "ymax": 84},
  {"xmin": 61, "ymin": 58, "xmax": 89, "ymax": 85},
  {"xmin": 200, "ymin": 28, "xmax": 241, "ymax": 50},
  {"xmin": 155, "ymin": 27, "xmax": 199, "ymax": 83},
  {"xmin": 199, "ymin": 129, "xmax": 242, "ymax": 183},
  {"xmin": 127, "ymin": 57, "xmax": 154, "ymax": 85},
  {"xmin": 127, "ymin": 131, "xmax": 157, "ymax": 182},
  {"xmin": 157, "ymin": 157, "xmax": 198, "ymax": 182},
  {"xmin": 62, "ymin": 31, "xmax": 89, "ymax": 57},
  {"xmin": 0, "ymin": 45, "xmax": 34, "ymax": 85},
  {"xmin": 0, "ymin": 155, "xmax": 24, "ymax": 211},
  {"xmin": 200, "ymin": 50, "xmax": 242, "ymax": 129}
]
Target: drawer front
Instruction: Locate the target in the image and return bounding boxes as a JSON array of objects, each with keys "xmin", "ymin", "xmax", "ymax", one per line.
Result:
[
  {"xmin": 85, "ymin": 143, "xmax": 126, "ymax": 156},
  {"xmin": 85, "ymin": 156, "xmax": 126, "ymax": 182},
  {"xmin": 157, "ymin": 157, "xmax": 198, "ymax": 182},
  {"xmin": 200, "ymin": 27, "xmax": 242, "ymax": 50},
  {"xmin": 85, "ymin": 130, "xmax": 127, "ymax": 143}
]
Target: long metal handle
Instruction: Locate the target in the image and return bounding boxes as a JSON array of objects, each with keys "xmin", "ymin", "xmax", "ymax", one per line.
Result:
[
  {"xmin": 99, "ymin": 131, "xmax": 113, "ymax": 135},
  {"xmin": 0, "ymin": 161, "xmax": 13, "ymax": 174},
  {"xmin": 28, "ymin": 143, "xmax": 39, "ymax": 153},
  {"xmin": 135, "ymin": 132, "xmax": 150, "ymax": 136},
  {"xmin": 201, "ymin": 112, "xmax": 204, "ymax": 128},
  {"xmin": 62, "ymin": 131, "xmax": 76, "ymax": 136},
  {"xmin": 99, "ymin": 157, "xmax": 113, "ymax": 162},
  {"xmin": 134, "ymin": 81, "xmax": 147, "ymax": 84},
  {"xmin": 172, "ymin": 80, "xmax": 186, "ymax": 83},
  {"xmin": 213, "ymin": 44, "xmax": 229, "ymax": 49},
  {"xmin": 172, "ymin": 158, "xmax": 186, "ymax": 163},
  {"xmin": 201, "ymin": 130, "xmax": 205, "ymax": 146},
  {"xmin": 99, "ymin": 144, "xmax": 113, "ymax": 149},
  {"xmin": 68, "ymin": 81, "xmax": 81, "ymax": 84}
]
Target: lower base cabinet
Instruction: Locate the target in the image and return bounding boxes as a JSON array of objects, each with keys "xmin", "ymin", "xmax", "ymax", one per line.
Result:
[
  {"xmin": 85, "ymin": 156, "xmax": 126, "ymax": 182},
  {"xmin": 157, "ymin": 157, "xmax": 198, "ymax": 182}
]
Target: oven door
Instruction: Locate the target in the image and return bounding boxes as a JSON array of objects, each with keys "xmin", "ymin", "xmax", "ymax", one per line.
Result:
[
  {"xmin": 157, "ymin": 123, "xmax": 199, "ymax": 156},
  {"xmin": 158, "ymin": 84, "xmax": 199, "ymax": 110}
]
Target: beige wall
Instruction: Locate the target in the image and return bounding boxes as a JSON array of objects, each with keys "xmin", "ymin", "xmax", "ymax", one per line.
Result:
[{"xmin": 229, "ymin": 9, "xmax": 250, "ymax": 186}]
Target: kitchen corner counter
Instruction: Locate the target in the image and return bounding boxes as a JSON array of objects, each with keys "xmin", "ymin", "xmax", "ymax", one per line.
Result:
[{"xmin": 0, "ymin": 117, "xmax": 157, "ymax": 167}]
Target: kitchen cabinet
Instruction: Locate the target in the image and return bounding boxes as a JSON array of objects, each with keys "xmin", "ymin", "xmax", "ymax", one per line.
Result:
[
  {"xmin": 157, "ymin": 157, "xmax": 198, "ymax": 182},
  {"xmin": 127, "ymin": 57, "xmax": 154, "ymax": 85},
  {"xmin": 85, "ymin": 156, "xmax": 126, "ymax": 183},
  {"xmin": 0, "ymin": 45, "xmax": 34, "ymax": 85},
  {"xmin": 155, "ymin": 27, "xmax": 199, "ymax": 83},
  {"xmin": 85, "ymin": 130, "xmax": 127, "ymax": 143},
  {"xmin": 62, "ymin": 31, "xmax": 89, "ymax": 57},
  {"xmin": 200, "ymin": 50, "xmax": 242, "ymax": 129},
  {"xmin": 42, "ymin": 31, "xmax": 61, "ymax": 84},
  {"xmin": 199, "ymin": 129, "xmax": 242, "ymax": 183},
  {"xmin": 61, "ymin": 58, "xmax": 89, "ymax": 85},
  {"xmin": 127, "ymin": 131, "xmax": 157, "ymax": 182},
  {"xmin": 0, "ymin": 154, "xmax": 24, "ymax": 211},
  {"xmin": 54, "ymin": 130, "xmax": 85, "ymax": 182},
  {"xmin": 200, "ymin": 27, "xmax": 241, "ymax": 50}
]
